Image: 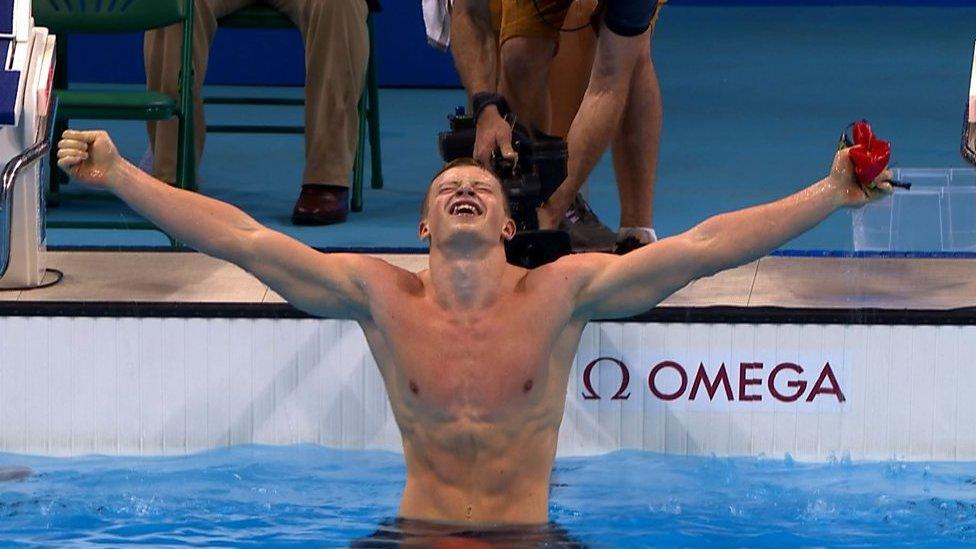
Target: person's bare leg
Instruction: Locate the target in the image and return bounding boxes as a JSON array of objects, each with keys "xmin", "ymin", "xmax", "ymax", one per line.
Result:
[
  {"xmin": 537, "ymin": 24, "xmax": 648, "ymax": 230},
  {"xmin": 612, "ymin": 39, "xmax": 660, "ymax": 234},
  {"xmin": 497, "ymin": 36, "xmax": 556, "ymax": 134},
  {"xmin": 547, "ymin": 0, "xmax": 597, "ymax": 139}
]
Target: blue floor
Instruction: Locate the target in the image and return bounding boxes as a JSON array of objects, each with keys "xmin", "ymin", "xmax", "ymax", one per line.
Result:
[{"xmin": 47, "ymin": 5, "xmax": 976, "ymax": 251}]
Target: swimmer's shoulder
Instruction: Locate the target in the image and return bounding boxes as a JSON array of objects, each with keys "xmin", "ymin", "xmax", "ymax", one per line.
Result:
[
  {"xmin": 355, "ymin": 255, "xmax": 426, "ymax": 296},
  {"xmin": 525, "ymin": 251, "xmax": 619, "ymax": 284},
  {"xmin": 505, "ymin": 253, "xmax": 614, "ymax": 300}
]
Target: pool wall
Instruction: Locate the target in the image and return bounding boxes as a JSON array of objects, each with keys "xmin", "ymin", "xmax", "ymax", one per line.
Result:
[{"xmin": 1, "ymin": 317, "xmax": 972, "ymax": 461}]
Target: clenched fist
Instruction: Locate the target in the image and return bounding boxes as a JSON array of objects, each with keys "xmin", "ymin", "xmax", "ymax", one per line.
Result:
[{"xmin": 56, "ymin": 130, "xmax": 124, "ymax": 190}]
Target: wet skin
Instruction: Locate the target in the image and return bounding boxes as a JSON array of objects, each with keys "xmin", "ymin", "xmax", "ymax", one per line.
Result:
[
  {"xmin": 362, "ymin": 252, "xmax": 587, "ymax": 524},
  {"xmin": 57, "ymin": 131, "xmax": 889, "ymax": 527},
  {"xmin": 356, "ymin": 166, "xmax": 596, "ymax": 523}
]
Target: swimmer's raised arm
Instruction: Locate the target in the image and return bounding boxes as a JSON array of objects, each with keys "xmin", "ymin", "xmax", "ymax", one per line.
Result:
[
  {"xmin": 56, "ymin": 129, "xmax": 379, "ymax": 320},
  {"xmin": 571, "ymin": 149, "xmax": 893, "ymax": 319}
]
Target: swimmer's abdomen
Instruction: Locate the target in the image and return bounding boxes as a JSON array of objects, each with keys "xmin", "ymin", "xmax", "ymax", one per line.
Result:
[{"xmin": 398, "ymin": 419, "xmax": 560, "ymax": 524}]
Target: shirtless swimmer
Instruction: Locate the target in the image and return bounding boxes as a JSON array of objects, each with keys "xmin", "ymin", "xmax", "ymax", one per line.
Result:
[{"xmin": 56, "ymin": 129, "xmax": 891, "ymax": 532}]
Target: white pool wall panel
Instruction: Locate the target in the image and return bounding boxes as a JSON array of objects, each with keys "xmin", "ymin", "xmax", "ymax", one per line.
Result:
[{"xmin": 0, "ymin": 317, "xmax": 973, "ymax": 461}]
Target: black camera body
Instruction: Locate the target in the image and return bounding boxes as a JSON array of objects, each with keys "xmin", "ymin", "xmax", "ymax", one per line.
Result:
[{"xmin": 437, "ymin": 110, "xmax": 571, "ymax": 268}]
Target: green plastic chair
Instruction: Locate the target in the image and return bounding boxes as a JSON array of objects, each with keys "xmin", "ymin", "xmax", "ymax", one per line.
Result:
[
  {"xmin": 207, "ymin": 5, "xmax": 382, "ymax": 212},
  {"xmin": 34, "ymin": 0, "xmax": 195, "ymax": 234}
]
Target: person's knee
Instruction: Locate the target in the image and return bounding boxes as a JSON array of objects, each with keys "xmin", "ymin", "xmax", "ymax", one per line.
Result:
[
  {"xmin": 500, "ymin": 37, "xmax": 555, "ymax": 87},
  {"xmin": 588, "ymin": 31, "xmax": 648, "ymax": 93},
  {"xmin": 587, "ymin": 60, "xmax": 628, "ymax": 96}
]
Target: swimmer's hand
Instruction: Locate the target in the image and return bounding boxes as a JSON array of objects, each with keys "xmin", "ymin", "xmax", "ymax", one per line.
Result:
[
  {"xmin": 56, "ymin": 129, "xmax": 124, "ymax": 190},
  {"xmin": 475, "ymin": 106, "xmax": 517, "ymax": 165},
  {"xmin": 828, "ymin": 148, "xmax": 893, "ymax": 208}
]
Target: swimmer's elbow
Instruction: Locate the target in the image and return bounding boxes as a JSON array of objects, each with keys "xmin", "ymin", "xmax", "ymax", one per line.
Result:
[
  {"xmin": 683, "ymin": 223, "xmax": 725, "ymax": 278},
  {"xmin": 216, "ymin": 217, "xmax": 266, "ymax": 265}
]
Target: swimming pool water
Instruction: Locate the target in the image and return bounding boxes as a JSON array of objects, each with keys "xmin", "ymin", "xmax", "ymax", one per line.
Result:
[{"xmin": 1, "ymin": 446, "xmax": 974, "ymax": 546}]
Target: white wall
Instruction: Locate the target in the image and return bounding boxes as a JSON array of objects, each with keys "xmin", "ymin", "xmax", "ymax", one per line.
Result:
[{"xmin": 1, "ymin": 317, "xmax": 972, "ymax": 461}]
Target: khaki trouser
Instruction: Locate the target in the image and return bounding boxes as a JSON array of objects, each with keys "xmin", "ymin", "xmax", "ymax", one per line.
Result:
[{"xmin": 145, "ymin": 0, "xmax": 369, "ymax": 187}]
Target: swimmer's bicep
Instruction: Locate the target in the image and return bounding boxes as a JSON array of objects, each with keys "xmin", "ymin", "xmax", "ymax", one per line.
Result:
[
  {"xmin": 240, "ymin": 230, "xmax": 372, "ymax": 318},
  {"xmin": 575, "ymin": 233, "xmax": 712, "ymax": 319}
]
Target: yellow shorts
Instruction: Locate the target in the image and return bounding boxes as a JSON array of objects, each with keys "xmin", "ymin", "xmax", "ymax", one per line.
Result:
[{"xmin": 489, "ymin": 0, "xmax": 667, "ymax": 45}]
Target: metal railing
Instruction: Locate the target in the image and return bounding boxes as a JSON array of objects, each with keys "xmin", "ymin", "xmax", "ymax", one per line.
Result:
[{"xmin": 0, "ymin": 99, "xmax": 55, "ymax": 279}]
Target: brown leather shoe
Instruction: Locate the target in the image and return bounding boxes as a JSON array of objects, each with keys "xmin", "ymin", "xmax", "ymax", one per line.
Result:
[{"xmin": 291, "ymin": 184, "xmax": 349, "ymax": 225}]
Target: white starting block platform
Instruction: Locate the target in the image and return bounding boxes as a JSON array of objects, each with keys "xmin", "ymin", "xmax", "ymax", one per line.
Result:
[
  {"xmin": 0, "ymin": 0, "xmax": 55, "ymax": 289},
  {"xmin": 0, "ymin": 250, "xmax": 974, "ymax": 463}
]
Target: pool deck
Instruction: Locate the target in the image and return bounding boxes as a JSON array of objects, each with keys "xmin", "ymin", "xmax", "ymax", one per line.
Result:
[{"xmin": 0, "ymin": 251, "xmax": 974, "ymax": 323}]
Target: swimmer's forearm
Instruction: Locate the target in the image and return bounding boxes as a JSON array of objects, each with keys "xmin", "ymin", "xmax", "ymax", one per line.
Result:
[
  {"xmin": 691, "ymin": 178, "xmax": 842, "ymax": 275},
  {"xmin": 107, "ymin": 160, "xmax": 260, "ymax": 262},
  {"xmin": 450, "ymin": 0, "xmax": 497, "ymax": 96}
]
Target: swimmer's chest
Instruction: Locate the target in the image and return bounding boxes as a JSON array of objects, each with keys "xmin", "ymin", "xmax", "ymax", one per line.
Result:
[{"xmin": 375, "ymin": 296, "xmax": 568, "ymax": 412}]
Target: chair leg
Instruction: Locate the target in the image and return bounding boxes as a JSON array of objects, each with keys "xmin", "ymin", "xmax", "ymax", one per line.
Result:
[
  {"xmin": 176, "ymin": 112, "xmax": 197, "ymax": 192},
  {"xmin": 366, "ymin": 15, "xmax": 382, "ymax": 190},
  {"xmin": 352, "ymin": 92, "xmax": 366, "ymax": 213},
  {"xmin": 176, "ymin": 0, "xmax": 197, "ymax": 193}
]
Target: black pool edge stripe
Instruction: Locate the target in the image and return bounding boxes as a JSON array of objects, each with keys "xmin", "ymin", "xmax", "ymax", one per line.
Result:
[
  {"xmin": 47, "ymin": 246, "xmax": 976, "ymax": 259},
  {"xmin": 1, "ymin": 301, "xmax": 974, "ymax": 324},
  {"xmin": 48, "ymin": 245, "xmax": 433, "ymax": 254}
]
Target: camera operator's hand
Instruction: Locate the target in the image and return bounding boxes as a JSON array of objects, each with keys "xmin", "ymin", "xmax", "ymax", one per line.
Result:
[{"xmin": 475, "ymin": 106, "xmax": 517, "ymax": 165}]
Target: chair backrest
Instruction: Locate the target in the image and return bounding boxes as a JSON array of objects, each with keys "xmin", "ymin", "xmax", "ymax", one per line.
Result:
[{"xmin": 33, "ymin": 0, "xmax": 188, "ymax": 34}]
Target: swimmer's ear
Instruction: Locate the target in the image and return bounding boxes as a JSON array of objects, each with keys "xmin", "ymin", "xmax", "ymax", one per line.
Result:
[
  {"xmin": 418, "ymin": 220, "xmax": 431, "ymax": 243},
  {"xmin": 501, "ymin": 217, "xmax": 516, "ymax": 241}
]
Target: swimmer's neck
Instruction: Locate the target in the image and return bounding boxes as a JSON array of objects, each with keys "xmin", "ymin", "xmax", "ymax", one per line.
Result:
[{"xmin": 427, "ymin": 243, "xmax": 512, "ymax": 310}]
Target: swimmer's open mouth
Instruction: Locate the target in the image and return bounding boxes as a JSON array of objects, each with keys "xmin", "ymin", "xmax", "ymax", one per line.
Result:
[{"xmin": 448, "ymin": 199, "xmax": 483, "ymax": 217}]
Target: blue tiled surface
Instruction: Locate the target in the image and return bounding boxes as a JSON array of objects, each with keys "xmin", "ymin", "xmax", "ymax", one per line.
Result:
[{"xmin": 46, "ymin": 6, "xmax": 976, "ymax": 252}]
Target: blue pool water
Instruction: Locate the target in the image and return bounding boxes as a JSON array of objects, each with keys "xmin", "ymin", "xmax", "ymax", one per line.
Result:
[{"xmin": 1, "ymin": 446, "xmax": 975, "ymax": 546}]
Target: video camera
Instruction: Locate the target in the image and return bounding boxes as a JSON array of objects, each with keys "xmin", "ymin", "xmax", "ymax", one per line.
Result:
[{"xmin": 437, "ymin": 108, "xmax": 571, "ymax": 268}]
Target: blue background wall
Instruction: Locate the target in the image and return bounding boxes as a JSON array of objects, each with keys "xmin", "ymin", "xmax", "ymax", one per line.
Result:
[{"xmin": 64, "ymin": 0, "xmax": 976, "ymax": 88}]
